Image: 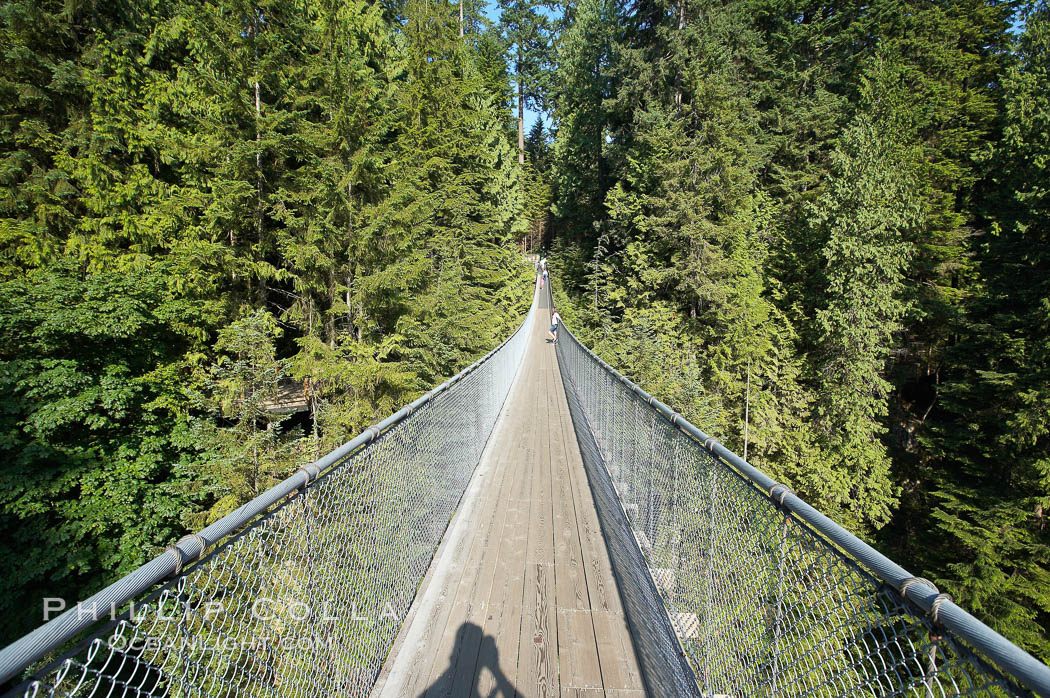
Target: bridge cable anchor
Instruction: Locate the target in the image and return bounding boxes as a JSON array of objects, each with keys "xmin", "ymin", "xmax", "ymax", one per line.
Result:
[
  {"xmin": 929, "ymin": 593, "xmax": 953, "ymax": 626},
  {"xmin": 768, "ymin": 483, "xmax": 795, "ymax": 508},
  {"xmin": 899, "ymin": 576, "xmax": 939, "ymax": 601},
  {"xmin": 297, "ymin": 462, "xmax": 322, "ymax": 490},
  {"xmin": 166, "ymin": 534, "xmax": 209, "ymax": 577}
]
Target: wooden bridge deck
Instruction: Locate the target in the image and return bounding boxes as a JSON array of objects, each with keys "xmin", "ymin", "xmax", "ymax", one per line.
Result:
[{"xmin": 373, "ymin": 292, "xmax": 646, "ymax": 698}]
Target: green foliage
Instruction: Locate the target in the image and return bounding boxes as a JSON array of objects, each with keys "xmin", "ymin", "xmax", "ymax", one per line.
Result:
[
  {"xmin": 498, "ymin": 0, "xmax": 553, "ymax": 161},
  {"xmin": 554, "ymin": 0, "xmax": 822, "ymax": 510},
  {"xmin": 808, "ymin": 104, "xmax": 923, "ymax": 532},
  {"xmin": 0, "ymin": 262, "xmax": 209, "ymax": 644},
  {"xmin": 2, "ymin": 0, "xmax": 1047, "ymax": 669},
  {"xmin": 0, "ymin": 0, "xmax": 533, "ymax": 652},
  {"xmin": 195, "ymin": 309, "xmax": 303, "ymax": 526},
  {"xmin": 549, "ymin": 0, "xmax": 616, "ymax": 233},
  {"xmin": 545, "ymin": 0, "xmax": 1050, "ymax": 658},
  {"xmin": 914, "ymin": 1, "xmax": 1050, "ymax": 660}
]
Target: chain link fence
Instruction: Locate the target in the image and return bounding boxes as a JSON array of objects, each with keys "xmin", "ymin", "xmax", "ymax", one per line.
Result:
[
  {"xmin": 0, "ymin": 284, "xmax": 538, "ymax": 698},
  {"xmin": 554, "ymin": 315, "xmax": 1050, "ymax": 698}
]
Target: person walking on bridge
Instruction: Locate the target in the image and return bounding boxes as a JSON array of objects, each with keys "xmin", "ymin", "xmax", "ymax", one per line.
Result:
[{"xmin": 548, "ymin": 307, "xmax": 561, "ymax": 344}]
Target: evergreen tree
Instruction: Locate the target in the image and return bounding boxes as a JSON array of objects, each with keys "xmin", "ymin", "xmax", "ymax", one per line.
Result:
[
  {"xmin": 0, "ymin": 0, "xmax": 534, "ymax": 650},
  {"xmin": 918, "ymin": 2, "xmax": 1050, "ymax": 660},
  {"xmin": 550, "ymin": 0, "xmax": 616, "ymax": 239},
  {"xmin": 200, "ymin": 309, "xmax": 300, "ymax": 524},
  {"xmin": 498, "ymin": 0, "xmax": 552, "ymax": 163},
  {"xmin": 807, "ymin": 93, "xmax": 923, "ymax": 532}
]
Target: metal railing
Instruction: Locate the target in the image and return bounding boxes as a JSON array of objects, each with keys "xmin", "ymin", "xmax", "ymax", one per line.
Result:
[
  {"xmin": 0, "ymin": 282, "xmax": 538, "ymax": 698},
  {"xmin": 553, "ymin": 307, "xmax": 1050, "ymax": 697}
]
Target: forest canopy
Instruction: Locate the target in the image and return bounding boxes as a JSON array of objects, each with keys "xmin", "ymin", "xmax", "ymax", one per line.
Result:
[
  {"xmin": 545, "ymin": 0, "xmax": 1050, "ymax": 662},
  {"xmin": 0, "ymin": 0, "xmax": 532, "ymax": 648},
  {"xmin": 1, "ymin": 0, "xmax": 1048, "ymax": 668}
]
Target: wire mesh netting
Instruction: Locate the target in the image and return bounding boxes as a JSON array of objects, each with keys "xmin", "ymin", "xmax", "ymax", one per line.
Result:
[
  {"xmin": 554, "ymin": 321, "xmax": 1037, "ymax": 698},
  {"xmin": 4, "ymin": 287, "xmax": 537, "ymax": 698}
]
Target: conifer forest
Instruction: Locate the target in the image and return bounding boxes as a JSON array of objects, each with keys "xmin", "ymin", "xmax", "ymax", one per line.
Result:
[{"xmin": 0, "ymin": 0, "xmax": 1048, "ymax": 669}]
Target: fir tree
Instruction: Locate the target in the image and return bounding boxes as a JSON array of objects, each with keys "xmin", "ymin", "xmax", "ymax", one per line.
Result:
[
  {"xmin": 807, "ymin": 101, "xmax": 923, "ymax": 532},
  {"xmin": 498, "ymin": 0, "xmax": 552, "ymax": 163},
  {"xmin": 918, "ymin": 2, "xmax": 1050, "ymax": 660}
]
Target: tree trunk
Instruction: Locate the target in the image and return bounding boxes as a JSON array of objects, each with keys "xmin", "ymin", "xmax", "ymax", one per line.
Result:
[
  {"xmin": 459, "ymin": 0, "xmax": 464, "ymax": 36},
  {"xmin": 744, "ymin": 358, "xmax": 751, "ymax": 461},
  {"xmin": 254, "ymin": 15, "xmax": 265, "ymax": 305},
  {"xmin": 346, "ymin": 274, "xmax": 354, "ymax": 337},
  {"xmin": 328, "ymin": 270, "xmax": 337, "ymax": 349},
  {"xmin": 254, "ymin": 13, "xmax": 262, "ymax": 243},
  {"xmin": 517, "ymin": 49, "xmax": 525, "ymax": 165},
  {"xmin": 311, "ymin": 393, "xmax": 320, "ymax": 459},
  {"xmin": 674, "ymin": 0, "xmax": 686, "ymax": 112},
  {"xmin": 228, "ymin": 151, "xmax": 236, "ymax": 251},
  {"xmin": 255, "ymin": 77, "xmax": 261, "ymax": 210}
]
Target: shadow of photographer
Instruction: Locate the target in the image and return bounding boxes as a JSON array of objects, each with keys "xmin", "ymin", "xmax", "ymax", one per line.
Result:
[{"xmin": 418, "ymin": 622, "xmax": 521, "ymax": 698}]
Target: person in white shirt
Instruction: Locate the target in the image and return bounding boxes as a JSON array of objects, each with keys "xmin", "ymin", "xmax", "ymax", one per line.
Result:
[{"xmin": 548, "ymin": 308, "xmax": 562, "ymax": 343}]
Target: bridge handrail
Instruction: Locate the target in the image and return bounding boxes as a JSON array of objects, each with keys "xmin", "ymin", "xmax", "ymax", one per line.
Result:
[
  {"xmin": 552, "ymin": 302, "xmax": 1050, "ymax": 697},
  {"xmin": 0, "ymin": 276, "xmax": 540, "ymax": 693}
]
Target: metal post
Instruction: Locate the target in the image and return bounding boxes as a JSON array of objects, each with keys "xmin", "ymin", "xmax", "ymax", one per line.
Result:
[
  {"xmin": 770, "ymin": 516, "xmax": 788, "ymax": 696},
  {"xmin": 744, "ymin": 358, "xmax": 751, "ymax": 462},
  {"xmin": 704, "ymin": 466, "xmax": 719, "ymax": 695}
]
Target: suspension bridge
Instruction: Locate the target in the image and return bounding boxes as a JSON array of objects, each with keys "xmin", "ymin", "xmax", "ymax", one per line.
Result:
[{"xmin": 2, "ymin": 276, "xmax": 1050, "ymax": 697}]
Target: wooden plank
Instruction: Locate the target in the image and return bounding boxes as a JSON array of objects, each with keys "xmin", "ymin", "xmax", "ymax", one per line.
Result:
[
  {"xmin": 446, "ymin": 422, "xmax": 522, "ymax": 696},
  {"xmin": 514, "ymin": 345, "xmax": 560, "ymax": 697},
  {"xmin": 548, "ymin": 338, "xmax": 606, "ymax": 694},
  {"xmin": 505, "ymin": 379, "xmax": 537, "ymax": 503},
  {"xmin": 590, "ymin": 611, "xmax": 645, "ymax": 692},
  {"xmin": 388, "ymin": 457, "xmax": 501, "ymax": 696},
  {"xmin": 420, "ymin": 379, "xmax": 528, "ymax": 698},
  {"xmin": 560, "ymin": 689, "xmax": 604, "ymax": 698},
  {"xmin": 474, "ymin": 497, "xmax": 529, "ymax": 696},
  {"xmin": 455, "ymin": 362, "xmax": 537, "ymax": 697},
  {"xmin": 560, "ymin": 690, "xmax": 647, "ymax": 698},
  {"xmin": 550, "ymin": 367, "xmax": 590, "ymax": 613},
  {"xmin": 554, "ymin": 378, "xmax": 623, "ymax": 618},
  {"xmin": 423, "ymin": 468, "xmax": 510, "ymax": 697},
  {"xmin": 557, "ymin": 609, "xmax": 603, "ymax": 691},
  {"xmin": 517, "ymin": 561, "xmax": 559, "ymax": 698},
  {"xmin": 474, "ymin": 346, "xmax": 539, "ymax": 697},
  {"xmin": 525, "ymin": 353, "xmax": 555, "ymax": 568},
  {"xmin": 397, "ymin": 324, "xmax": 541, "ymax": 698},
  {"xmin": 550, "ymin": 341, "xmax": 645, "ymax": 695},
  {"xmin": 377, "ymin": 296, "xmax": 649, "ymax": 698}
]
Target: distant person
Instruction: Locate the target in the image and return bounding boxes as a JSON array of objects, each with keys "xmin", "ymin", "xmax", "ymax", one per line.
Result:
[
  {"xmin": 548, "ymin": 307, "xmax": 561, "ymax": 344},
  {"xmin": 541, "ymin": 267, "xmax": 548, "ymax": 289}
]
